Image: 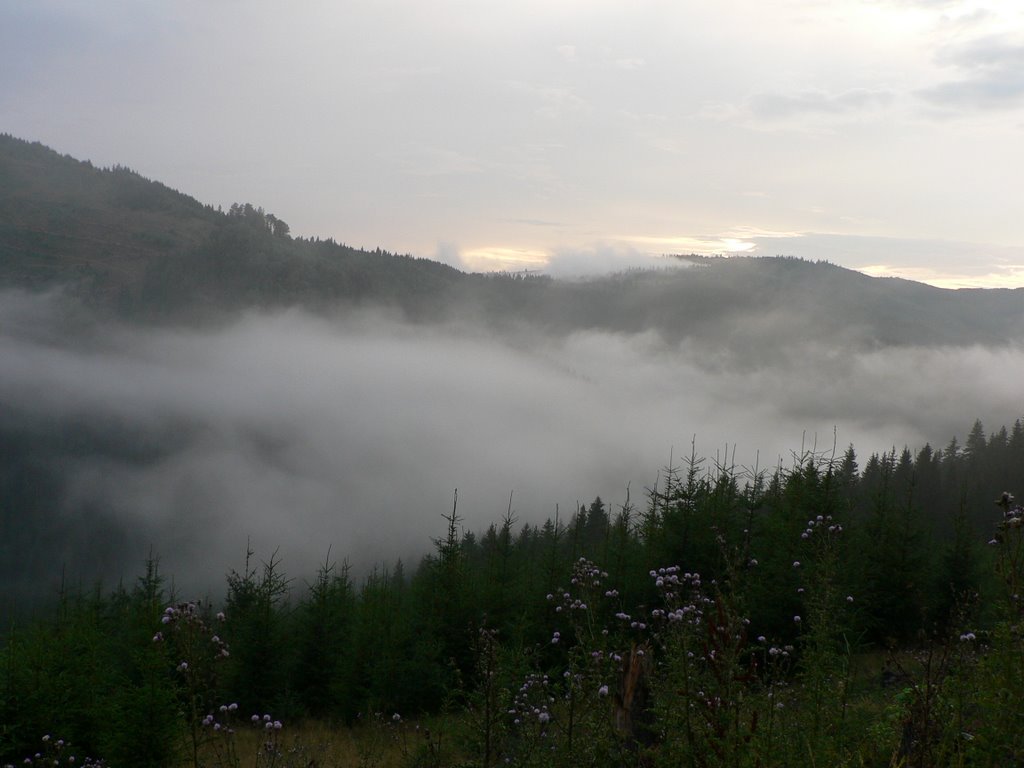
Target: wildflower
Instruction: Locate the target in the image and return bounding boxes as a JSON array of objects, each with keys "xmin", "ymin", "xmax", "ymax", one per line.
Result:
[
  {"xmin": 216, "ymin": 611, "xmax": 226, "ymax": 621},
  {"xmin": 392, "ymin": 713, "xmax": 401, "ymax": 723},
  {"xmin": 538, "ymin": 712, "xmax": 550, "ymax": 724},
  {"xmin": 273, "ymin": 721, "xmax": 282, "ymax": 730},
  {"xmin": 792, "ymin": 561, "xmax": 800, "ymax": 568},
  {"xmin": 152, "ymin": 632, "xmax": 163, "ymax": 642},
  {"xmin": 177, "ymin": 661, "xmax": 188, "ymax": 672},
  {"xmin": 960, "ymin": 632, "xmax": 976, "ymax": 642},
  {"xmin": 794, "ymin": 615, "xmax": 801, "ymax": 623},
  {"xmin": 846, "ymin": 595, "xmax": 854, "ymax": 603},
  {"xmin": 599, "ymin": 684, "xmax": 609, "ymax": 696}
]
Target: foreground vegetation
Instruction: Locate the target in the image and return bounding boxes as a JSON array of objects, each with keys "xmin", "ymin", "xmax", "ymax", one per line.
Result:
[{"xmin": 3, "ymin": 416, "xmax": 1024, "ymax": 767}]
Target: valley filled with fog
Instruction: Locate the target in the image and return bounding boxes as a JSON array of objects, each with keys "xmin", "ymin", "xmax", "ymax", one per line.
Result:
[{"xmin": 3, "ymin": 285, "xmax": 1023, "ymax": 604}]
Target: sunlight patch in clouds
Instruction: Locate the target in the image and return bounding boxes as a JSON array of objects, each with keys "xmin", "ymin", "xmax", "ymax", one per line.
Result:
[
  {"xmin": 620, "ymin": 234, "xmax": 757, "ymax": 255},
  {"xmin": 859, "ymin": 263, "xmax": 1024, "ymax": 289},
  {"xmin": 460, "ymin": 246, "xmax": 549, "ymax": 272}
]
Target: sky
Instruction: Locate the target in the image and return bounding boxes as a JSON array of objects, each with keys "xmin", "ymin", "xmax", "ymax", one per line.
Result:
[{"xmin": 3, "ymin": 0, "xmax": 1024, "ymax": 287}]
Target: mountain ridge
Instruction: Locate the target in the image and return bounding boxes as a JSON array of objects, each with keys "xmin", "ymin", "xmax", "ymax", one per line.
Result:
[{"xmin": 2, "ymin": 133, "xmax": 1022, "ymax": 349}]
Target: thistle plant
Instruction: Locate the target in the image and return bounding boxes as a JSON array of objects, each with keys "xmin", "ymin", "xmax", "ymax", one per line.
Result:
[
  {"xmin": 498, "ymin": 558, "xmax": 644, "ymax": 767},
  {"xmin": 153, "ymin": 601, "xmax": 231, "ymax": 767},
  {"xmin": 648, "ymin": 565, "xmax": 765, "ymax": 768},
  {"xmin": 992, "ymin": 492, "xmax": 1024, "ymax": 619},
  {"xmin": 960, "ymin": 492, "xmax": 1024, "ymax": 764},
  {"xmin": 462, "ymin": 627, "xmax": 509, "ymax": 768},
  {"xmin": 791, "ymin": 512, "xmax": 854, "ymax": 757},
  {"xmin": 3, "ymin": 734, "xmax": 106, "ymax": 768}
]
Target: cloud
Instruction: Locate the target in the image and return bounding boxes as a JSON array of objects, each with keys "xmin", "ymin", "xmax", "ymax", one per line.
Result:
[
  {"xmin": 503, "ymin": 80, "xmax": 591, "ymax": 120},
  {"xmin": 506, "ymin": 217, "xmax": 566, "ymax": 228},
  {"xmin": 459, "ymin": 246, "xmax": 549, "ymax": 271},
  {"xmin": 451, "ymin": 242, "xmax": 674, "ymax": 275},
  {"xmin": 613, "ymin": 57, "xmax": 646, "ymax": 71},
  {"xmin": 391, "ymin": 143, "xmax": 486, "ymax": 177},
  {"xmin": 620, "ymin": 234, "xmax": 758, "ymax": 255},
  {"xmin": 747, "ymin": 88, "xmax": 896, "ymax": 120},
  {"xmin": 921, "ymin": 35, "xmax": 1024, "ymax": 110},
  {"xmin": 920, "ymin": 71, "xmax": 1024, "ymax": 110},
  {"xmin": 859, "ymin": 263, "xmax": 1024, "ymax": 289},
  {"xmin": 542, "ymin": 244, "xmax": 675, "ymax": 276}
]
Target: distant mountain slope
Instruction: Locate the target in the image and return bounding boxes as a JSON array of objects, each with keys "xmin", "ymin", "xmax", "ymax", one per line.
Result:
[
  {"xmin": 566, "ymin": 257, "xmax": 1024, "ymax": 351},
  {"xmin": 0, "ymin": 134, "xmax": 217, "ymax": 301},
  {"xmin": 0, "ymin": 134, "xmax": 466, "ymax": 320},
  {"xmin": 2, "ymin": 134, "xmax": 1023, "ymax": 349}
]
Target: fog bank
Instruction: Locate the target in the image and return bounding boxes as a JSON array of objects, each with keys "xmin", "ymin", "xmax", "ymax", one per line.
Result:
[{"xmin": 2, "ymin": 290, "xmax": 1021, "ymax": 599}]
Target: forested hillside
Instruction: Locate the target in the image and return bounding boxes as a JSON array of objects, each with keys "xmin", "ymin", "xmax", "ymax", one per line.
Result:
[{"xmin": 3, "ymin": 424, "xmax": 1024, "ymax": 766}]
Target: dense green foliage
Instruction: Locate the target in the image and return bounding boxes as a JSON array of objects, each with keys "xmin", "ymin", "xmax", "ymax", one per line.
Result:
[{"xmin": 3, "ymin": 417, "xmax": 1023, "ymax": 766}]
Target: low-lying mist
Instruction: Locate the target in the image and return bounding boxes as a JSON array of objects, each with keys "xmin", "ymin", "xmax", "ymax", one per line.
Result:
[{"xmin": 3, "ymin": 289, "xmax": 1022, "ymax": 604}]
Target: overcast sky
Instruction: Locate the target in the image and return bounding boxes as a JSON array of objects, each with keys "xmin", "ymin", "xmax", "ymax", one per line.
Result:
[{"xmin": 4, "ymin": 0, "xmax": 1024, "ymax": 287}]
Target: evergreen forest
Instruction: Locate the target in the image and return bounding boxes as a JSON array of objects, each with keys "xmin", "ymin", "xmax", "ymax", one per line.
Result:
[{"xmin": 4, "ymin": 418, "xmax": 1024, "ymax": 767}]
